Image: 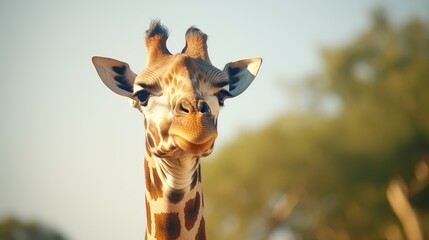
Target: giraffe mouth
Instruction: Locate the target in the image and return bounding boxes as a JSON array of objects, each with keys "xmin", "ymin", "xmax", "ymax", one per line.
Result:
[{"xmin": 172, "ymin": 135, "xmax": 216, "ymax": 155}]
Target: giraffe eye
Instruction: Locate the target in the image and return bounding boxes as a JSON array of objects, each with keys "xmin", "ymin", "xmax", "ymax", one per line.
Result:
[
  {"xmin": 215, "ymin": 89, "xmax": 231, "ymax": 106},
  {"xmin": 135, "ymin": 90, "xmax": 151, "ymax": 107}
]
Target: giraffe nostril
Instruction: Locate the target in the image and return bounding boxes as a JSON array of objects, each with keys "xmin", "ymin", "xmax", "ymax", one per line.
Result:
[
  {"xmin": 176, "ymin": 99, "xmax": 210, "ymax": 115},
  {"xmin": 177, "ymin": 100, "xmax": 192, "ymax": 114}
]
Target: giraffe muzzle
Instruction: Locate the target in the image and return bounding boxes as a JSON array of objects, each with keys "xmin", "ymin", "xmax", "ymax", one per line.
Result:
[{"xmin": 169, "ymin": 106, "xmax": 217, "ymax": 155}]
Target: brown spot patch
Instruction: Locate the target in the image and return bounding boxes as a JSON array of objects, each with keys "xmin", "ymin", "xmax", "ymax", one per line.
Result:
[
  {"xmin": 184, "ymin": 192, "xmax": 201, "ymax": 230},
  {"xmin": 145, "ymin": 197, "xmax": 152, "ymax": 235},
  {"xmin": 147, "ymin": 134, "xmax": 155, "ymax": 148},
  {"xmin": 168, "ymin": 190, "xmax": 184, "ymax": 204},
  {"xmin": 198, "ymin": 164, "xmax": 202, "ymax": 183},
  {"xmin": 151, "ymin": 167, "xmax": 163, "ymax": 200},
  {"xmin": 159, "ymin": 120, "xmax": 170, "ymax": 142},
  {"xmin": 154, "ymin": 212, "xmax": 181, "ymax": 240},
  {"xmin": 195, "ymin": 217, "xmax": 206, "ymax": 240},
  {"xmin": 145, "ymin": 160, "xmax": 163, "ymax": 200},
  {"xmin": 190, "ymin": 164, "xmax": 202, "ymax": 190},
  {"xmin": 190, "ymin": 170, "xmax": 198, "ymax": 190},
  {"xmin": 144, "ymin": 160, "xmax": 151, "ymax": 192}
]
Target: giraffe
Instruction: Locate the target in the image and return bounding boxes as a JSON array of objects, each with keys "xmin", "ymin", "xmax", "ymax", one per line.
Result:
[{"xmin": 92, "ymin": 21, "xmax": 262, "ymax": 240}]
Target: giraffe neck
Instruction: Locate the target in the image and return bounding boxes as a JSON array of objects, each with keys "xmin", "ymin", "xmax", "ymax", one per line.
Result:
[{"xmin": 144, "ymin": 149, "xmax": 206, "ymax": 240}]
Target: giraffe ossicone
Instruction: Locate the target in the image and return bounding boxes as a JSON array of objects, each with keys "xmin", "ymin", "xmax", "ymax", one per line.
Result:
[{"xmin": 92, "ymin": 20, "xmax": 262, "ymax": 240}]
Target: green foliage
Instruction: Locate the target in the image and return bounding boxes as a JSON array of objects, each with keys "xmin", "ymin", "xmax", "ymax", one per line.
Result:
[
  {"xmin": 203, "ymin": 11, "xmax": 429, "ymax": 240},
  {"xmin": 0, "ymin": 217, "xmax": 67, "ymax": 240}
]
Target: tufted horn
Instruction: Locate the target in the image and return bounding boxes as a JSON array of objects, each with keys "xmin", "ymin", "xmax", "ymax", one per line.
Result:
[
  {"xmin": 145, "ymin": 20, "xmax": 171, "ymax": 65},
  {"xmin": 181, "ymin": 26, "xmax": 211, "ymax": 63}
]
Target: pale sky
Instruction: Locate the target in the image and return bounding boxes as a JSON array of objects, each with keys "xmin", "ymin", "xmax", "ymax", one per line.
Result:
[{"xmin": 0, "ymin": 0, "xmax": 427, "ymax": 239}]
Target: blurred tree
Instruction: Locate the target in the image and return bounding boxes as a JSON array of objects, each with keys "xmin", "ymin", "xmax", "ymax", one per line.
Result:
[
  {"xmin": 203, "ymin": 9, "xmax": 429, "ymax": 240},
  {"xmin": 0, "ymin": 217, "xmax": 67, "ymax": 240}
]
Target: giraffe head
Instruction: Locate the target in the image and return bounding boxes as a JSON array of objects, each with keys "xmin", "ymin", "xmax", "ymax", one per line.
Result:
[{"xmin": 92, "ymin": 21, "xmax": 262, "ymax": 159}]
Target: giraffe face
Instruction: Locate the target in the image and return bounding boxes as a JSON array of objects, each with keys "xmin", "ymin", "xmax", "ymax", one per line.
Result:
[
  {"xmin": 92, "ymin": 21, "xmax": 262, "ymax": 158},
  {"xmin": 135, "ymin": 54, "xmax": 226, "ymax": 157}
]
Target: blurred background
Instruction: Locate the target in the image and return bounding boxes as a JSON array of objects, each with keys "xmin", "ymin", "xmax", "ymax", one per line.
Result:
[{"xmin": 1, "ymin": 0, "xmax": 428, "ymax": 239}]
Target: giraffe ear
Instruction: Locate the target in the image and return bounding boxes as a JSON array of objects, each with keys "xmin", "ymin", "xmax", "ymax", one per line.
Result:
[
  {"xmin": 92, "ymin": 56, "xmax": 137, "ymax": 97},
  {"xmin": 223, "ymin": 57, "xmax": 262, "ymax": 97}
]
